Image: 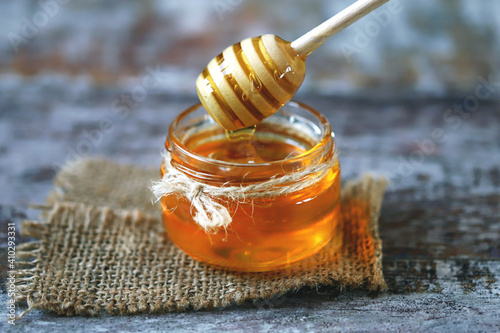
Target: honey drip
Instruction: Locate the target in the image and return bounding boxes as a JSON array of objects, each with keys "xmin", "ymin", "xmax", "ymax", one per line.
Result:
[
  {"xmin": 208, "ymin": 126, "xmax": 265, "ymax": 163},
  {"xmin": 204, "ymin": 125, "xmax": 307, "ymax": 164},
  {"xmin": 225, "ymin": 126, "xmax": 261, "ymax": 163}
]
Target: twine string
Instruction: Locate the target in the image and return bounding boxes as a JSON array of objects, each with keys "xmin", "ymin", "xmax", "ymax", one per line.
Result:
[{"xmin": 151, "ymin": 151, "xmax": 335, "ymax": 232}]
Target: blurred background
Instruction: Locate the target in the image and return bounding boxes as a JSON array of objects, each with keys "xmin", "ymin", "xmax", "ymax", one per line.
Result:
[
  {"xmin": 2, "ymin": 0, "xmax": 500, "ymax": 95},
  {"xmin": 1, "ymin": 0, "xmax": 500, "ymax": 204}
]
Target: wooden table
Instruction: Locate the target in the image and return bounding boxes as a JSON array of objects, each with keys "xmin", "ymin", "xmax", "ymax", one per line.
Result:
[{"xmin": 1, "ymin": 78, "xmax": 499, "ymax": 331}]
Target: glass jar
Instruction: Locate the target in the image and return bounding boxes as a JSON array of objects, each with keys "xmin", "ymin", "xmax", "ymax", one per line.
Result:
[{"xmin": 160, "ymin": 101, "xmax": 341, "ymax": 272}]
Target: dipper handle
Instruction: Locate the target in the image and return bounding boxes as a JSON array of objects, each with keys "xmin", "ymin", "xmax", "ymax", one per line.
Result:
[{"xmin": 291, "ymin": 0, "xmax": 390, "ymax": 57}]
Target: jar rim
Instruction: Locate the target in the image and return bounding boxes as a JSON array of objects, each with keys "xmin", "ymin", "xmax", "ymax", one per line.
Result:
[{"xmin": 168, "ymin": 101, "xmax": 334, "ymax": 171}]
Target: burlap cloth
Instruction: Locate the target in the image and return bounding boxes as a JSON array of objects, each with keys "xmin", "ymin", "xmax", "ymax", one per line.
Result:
[{"xmin": 16, "ymin": 158, "xmax": 388, "ymax": 317}]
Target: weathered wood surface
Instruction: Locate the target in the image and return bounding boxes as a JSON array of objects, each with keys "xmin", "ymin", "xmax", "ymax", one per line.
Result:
[{"xmin": 1, "ymin": 78, "xmax": 499, "ymax": 331}]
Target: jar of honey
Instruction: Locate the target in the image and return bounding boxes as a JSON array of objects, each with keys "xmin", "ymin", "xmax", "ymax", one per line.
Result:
[{"xmin": 159, "ymin": 101, "xmax": 341, "ymax": 272}]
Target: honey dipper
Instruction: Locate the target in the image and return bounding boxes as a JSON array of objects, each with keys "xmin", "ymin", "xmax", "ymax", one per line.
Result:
[{"xmin": 196, "ymin": 0, "xmax": 390, "ymax": 131}]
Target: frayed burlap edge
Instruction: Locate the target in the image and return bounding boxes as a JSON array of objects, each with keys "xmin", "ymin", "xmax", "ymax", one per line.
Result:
[{"xmin": 15, "ymin": 158, "xmax": 388, "ymax": 318}]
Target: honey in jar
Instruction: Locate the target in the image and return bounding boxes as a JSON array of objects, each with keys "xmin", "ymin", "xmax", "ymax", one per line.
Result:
[{"xmin": 159, "ymin": 101, "xmax": 341, "ymax": 272}]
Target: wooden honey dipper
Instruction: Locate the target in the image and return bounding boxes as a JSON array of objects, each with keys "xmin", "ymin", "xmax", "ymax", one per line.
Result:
[{"xmin": 196, "ymin": 0, "xmax": 390, "ymax": 131}]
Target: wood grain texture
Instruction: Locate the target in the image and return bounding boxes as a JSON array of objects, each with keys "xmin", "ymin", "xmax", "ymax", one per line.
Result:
[{"xmin": 0, "ymin": 77, "xmax": 499, "ymax": 331}]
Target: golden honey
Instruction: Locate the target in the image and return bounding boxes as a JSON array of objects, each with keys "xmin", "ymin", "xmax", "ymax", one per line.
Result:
[{"xmin": 160, "ymin": 102, "xmax": 340, "ymax": 272}]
